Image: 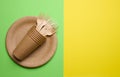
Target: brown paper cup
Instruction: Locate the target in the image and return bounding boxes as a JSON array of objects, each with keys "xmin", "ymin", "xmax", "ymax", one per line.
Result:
[{"xmin": 13, "ymin": 26, "xmax": 46, "ymax": 61}]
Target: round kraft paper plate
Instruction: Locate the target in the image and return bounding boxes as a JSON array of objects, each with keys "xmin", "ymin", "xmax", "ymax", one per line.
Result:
[{"xmin": 6, "ymin": 16, "xmax": 57, "ymax": 68}]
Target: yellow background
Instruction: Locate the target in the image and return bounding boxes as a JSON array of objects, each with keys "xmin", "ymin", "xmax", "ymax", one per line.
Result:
[{"xmin": 64, "ymin": 0, "xmax": 120, "ymax": 77}]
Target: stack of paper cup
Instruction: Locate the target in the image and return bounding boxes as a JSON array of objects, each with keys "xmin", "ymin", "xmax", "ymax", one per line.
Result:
[{"xmin": 13, "ymin": 26, "xmax": 46, "ymax": 61}]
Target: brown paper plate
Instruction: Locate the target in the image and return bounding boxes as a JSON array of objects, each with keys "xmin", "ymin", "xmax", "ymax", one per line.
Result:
[{"xmin": 6, "ymin": 16, "xmax": 57, "ymax": 68}]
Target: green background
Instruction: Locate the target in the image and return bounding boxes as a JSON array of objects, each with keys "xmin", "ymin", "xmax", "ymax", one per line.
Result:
[{"xmin": 0, "ymin": 0, "xmax": 63, "ymax": 77}]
